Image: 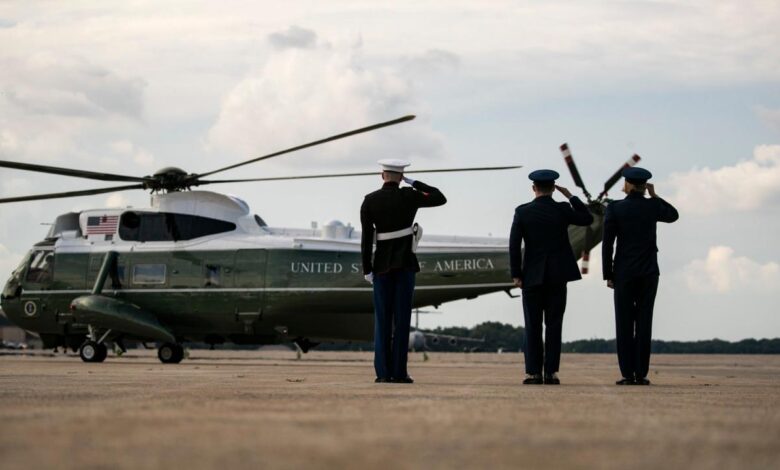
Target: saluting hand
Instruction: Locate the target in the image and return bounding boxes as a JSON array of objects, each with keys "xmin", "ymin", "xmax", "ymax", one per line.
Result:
[
  {"xmin": 555, "ymin": 185, "xmax": 573, "ymax": 199},
  {"xmin": 403, "ymin": 176, "xmax": 416, "ymax": 185},
  {"xmin": 646, "ymin": 183, "xmax": 657, "ymax": 198}
]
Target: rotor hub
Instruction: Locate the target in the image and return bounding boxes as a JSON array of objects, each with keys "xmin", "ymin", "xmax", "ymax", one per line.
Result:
[{"xmin": 148, "ymin": 167, "xmax": 195, "ymax": 192}]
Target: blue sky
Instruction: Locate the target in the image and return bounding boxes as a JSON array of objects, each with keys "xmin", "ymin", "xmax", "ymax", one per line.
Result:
[{"xmin": 1, "ymin": 1, "xmax": 778, "ymax": 341}]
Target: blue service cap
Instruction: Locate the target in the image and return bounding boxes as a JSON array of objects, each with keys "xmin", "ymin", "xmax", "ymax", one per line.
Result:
[
  {"xmin": 528, "ymin": 169, "xmax": 560, "ymax": 183},
  {"xmin": 622, "ymin": 167, "xmax": 652, "ymax": 184}
]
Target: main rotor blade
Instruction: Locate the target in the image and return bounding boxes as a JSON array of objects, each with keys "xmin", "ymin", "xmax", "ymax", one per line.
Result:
[
  {"xmin": 194, "ymin": 115, "xmax": 416, "ymax": 180},
  {"xmin": 559, "ymin": 143, "xmax": 592, "ymax": 201},
  {"xmin": 195, "ymin": 165, "xmax": 523, "ymax": 185},
  {"xmin": 0, "ymin": 160, "xmax": 151, "ymax": 183},
  {"xmin": 0, "ymin": 184, "xmax": 145, "ymax": 204},
  {"xmin": 597, "ymin": 154, "xmax": 641, "ymax": 201}
]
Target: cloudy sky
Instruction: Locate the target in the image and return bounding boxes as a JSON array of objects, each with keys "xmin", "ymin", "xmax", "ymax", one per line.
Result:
[{"xmin": 1, "ymin": 1, "xmax": 778, "ymax": 341}]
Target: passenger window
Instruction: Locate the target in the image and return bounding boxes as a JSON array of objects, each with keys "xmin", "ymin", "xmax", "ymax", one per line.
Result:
[
  {"xmin": 204, "ymin": 264, "xmax": 221, "ymax": 287},
  {"xmin": 25, "ymin": 251, "xmax": 54, "ymax": 284},
  {"xmin": 132, "ymin": 264, "xmax": 166, "ymax": 285},
  {"xmin": 119, "ymin": 211, "xmax": 236, "ymax": 242}
]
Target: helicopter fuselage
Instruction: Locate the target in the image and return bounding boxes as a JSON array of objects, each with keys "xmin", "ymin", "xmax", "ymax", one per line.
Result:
[{"xmin": 0, "ymin": 191, "xmax": 604, "ymax": 351}]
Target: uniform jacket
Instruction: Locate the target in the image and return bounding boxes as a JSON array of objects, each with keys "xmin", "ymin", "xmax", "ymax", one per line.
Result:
[
  {"xmin": 361, "ymin": 180, "xmax": 446, "ymax": 274},
  {"xmin": 602, "ymin": 192, "xmax": 679, "ymax": 281},
  {"xmin": 509, "ymin": 195, "xmax": 593, "ymax": 287}
]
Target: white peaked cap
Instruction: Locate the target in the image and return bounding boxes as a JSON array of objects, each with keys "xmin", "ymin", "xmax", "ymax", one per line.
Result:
[{"xmin": 378, "ymin": 158, "xmax": 411, "ymax": 173}]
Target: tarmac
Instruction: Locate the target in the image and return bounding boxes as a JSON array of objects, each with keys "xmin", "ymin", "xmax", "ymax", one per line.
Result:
[{"xmin": 1, "ymin": 350, "xmax": 779, "ymax": 470}]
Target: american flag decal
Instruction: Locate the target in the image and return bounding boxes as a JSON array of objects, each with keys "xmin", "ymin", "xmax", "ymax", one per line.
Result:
[{"xmin": 86, "ymin": 215, "xmax": 119, "ymax": 235}]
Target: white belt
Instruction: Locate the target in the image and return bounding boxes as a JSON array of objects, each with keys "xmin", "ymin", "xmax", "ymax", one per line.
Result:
[
  {"xmin": 376, "ymin": 226, "xmax": 414, "ymax": 241},
  {"xmin": 375, "ymin": 223, "xmax": 423, "ymax": 252}
]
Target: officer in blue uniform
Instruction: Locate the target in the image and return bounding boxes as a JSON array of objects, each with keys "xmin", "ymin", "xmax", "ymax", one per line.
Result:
[
  {"xmin": 509, "ymin": 170, "xmax": 593, "ymax": 384},
  {"xmin": 602, "ymin": 167, "xmax": 679, "ymax": 385},
  {"xmin": 361, "ymin": 159, "xmax": 447, "ymax": 383}
]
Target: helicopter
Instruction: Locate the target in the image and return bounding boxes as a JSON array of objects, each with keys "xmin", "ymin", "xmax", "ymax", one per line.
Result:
[{"xmin": 0, "ymin": 115, "xmax": 636, "ymax": 363}]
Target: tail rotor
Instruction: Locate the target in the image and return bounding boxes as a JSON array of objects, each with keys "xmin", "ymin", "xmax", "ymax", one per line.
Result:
[{"xmin": 596, "ymin": 154, "xmax": 641, "ymax": 202}]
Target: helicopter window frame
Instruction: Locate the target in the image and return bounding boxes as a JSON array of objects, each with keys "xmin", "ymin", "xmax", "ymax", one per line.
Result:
[
  {"xmin": 118, "ymin": 211, "xmax": 237, "ymax": 242},
  {"xmin": 24, "ymin": 250, "xmax": 55, "ymax": 284},
  {"xmin": 132, "ymin": 264, "xmax": 167, "ymax": 285}
]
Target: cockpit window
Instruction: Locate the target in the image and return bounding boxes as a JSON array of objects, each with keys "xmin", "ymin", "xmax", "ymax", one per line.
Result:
[
  {"xmin": 119, "ymin": 212, "xmax": 236, "ymax": 242},
  {"xmin": 25, "ymin": 250, "xmax": 54, "ymax": 284}
]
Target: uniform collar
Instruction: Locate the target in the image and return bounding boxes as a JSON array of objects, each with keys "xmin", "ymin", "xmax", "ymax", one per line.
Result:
[
  {"xmin": 382, "ymin": 182, "xmax": 400, "ymax": 189},
  {"xmin": 534, "ymin": 194, "xmax": 554, "ymax": 202},
  {"xmin": 626, "ymin": 192, "xmax": 645, "ymax": 200}
]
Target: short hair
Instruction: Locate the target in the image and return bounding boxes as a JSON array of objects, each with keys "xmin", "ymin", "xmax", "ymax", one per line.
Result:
[
  {"xmin": 534, "ymin": 181, "xmax": 554, "ymax": 192},
  {"xmin": 383, "ymin": 171, "xmax": 402, "ymax": 182},
  {"xmin": 629, "ymin": 182, "xmax": 646, "ymax": 193}
]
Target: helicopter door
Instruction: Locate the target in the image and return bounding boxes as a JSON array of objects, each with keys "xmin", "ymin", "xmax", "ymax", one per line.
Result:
[
  {"xmin": 233, "ymin": 249, "xmax": 267, "ymax": 329},
  {"xmin": 87, "ymin": 253, "xmax": 126, "ymax": 292}
]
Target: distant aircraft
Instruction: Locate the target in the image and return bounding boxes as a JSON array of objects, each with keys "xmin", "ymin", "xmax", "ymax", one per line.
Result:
[{"xmin": 408, "ymin": 309, "xmax": 485, "ymax": 352}]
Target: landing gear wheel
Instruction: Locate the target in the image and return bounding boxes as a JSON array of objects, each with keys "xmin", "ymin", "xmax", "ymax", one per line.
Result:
[
  {"xmin": 158, "ymin": 343, "xmax": 184, "ymax": 364},
  {"xmin": 80, "ymin": 340, "xmax": 107, "ymax": 363}
]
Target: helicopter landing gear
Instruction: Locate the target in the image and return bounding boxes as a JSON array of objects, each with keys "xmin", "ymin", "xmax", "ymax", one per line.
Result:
[
  {"xmin": 158, "ymin": 343, "xmax": 184, "ymax": 364},
  {"xmin": 79, "ymin": 326, "xmax": 112, "ymax": 363},
  {"xmin": 293, "ymin": 337, "xmax": 319, "ymax": 353},
  {"xmin": 79, "ymin": 340, "xmax": 108, "ymax": 363}
]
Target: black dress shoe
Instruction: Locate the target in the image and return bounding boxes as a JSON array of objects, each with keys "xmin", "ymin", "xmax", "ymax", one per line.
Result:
[
  {"xmin": 635, "ymin": 377, "xmax": 651, "ymax": 386},
  {"xmin": 391, "ymin": 376, "xmax": 414, "ymax": 384},
  {"xmin": 523, "ymin": 374, "xmax": 543, "ymax": 385},
  {"xmin": 375, "ymin": 377, "xmax": 390, "ymax": 383},
  {"xmin": 543, "ymin": 373, "xmax": 560, "ymax": 385},
  {"xmin": 615, "ymin": 378, "xmax": 636, "ymax": 385}
]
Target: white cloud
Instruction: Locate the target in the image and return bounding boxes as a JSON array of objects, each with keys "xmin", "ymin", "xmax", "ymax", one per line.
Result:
[
  {"xmin": 1, "ymin": 53, "xmax": 146, "ymax": 119},
  {"xmin": 110, "ymin": 140, "xmax": 156, "ymax": 169},
  {"xmin": 104, "ymin": 193, "xmax": 128, "ymax": 208},
  {"xmin": 666, "ymin": 144, "xmax": 780, "ymax": 215},
  {"xmin": 206, "ymin": 29, "xmax": 445, "ymax": 169},
  {"xmin": 682, "ymin": 246, "xmax": 780, "ymax": 293},
  {"xmin": 401, "ymin": 49, "xmax": 460, "ymax": 77},
  {"xmin": 268, "ymin": 25, "xmax": 318, "ymax": 50},
  {"xmin": 0, "ymin": 129, "xmax": 19, "ymax": 153}
]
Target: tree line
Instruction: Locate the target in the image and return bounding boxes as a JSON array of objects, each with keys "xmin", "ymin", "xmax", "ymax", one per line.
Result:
[{"xmin": 319, "ymin": 322, "xmax": 780, "ymax": 354}]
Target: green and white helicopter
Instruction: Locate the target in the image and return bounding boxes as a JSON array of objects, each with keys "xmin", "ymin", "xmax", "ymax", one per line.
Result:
[{"xmin": 0, "ymin": 116, "xmax": 631, "ymax": 363}]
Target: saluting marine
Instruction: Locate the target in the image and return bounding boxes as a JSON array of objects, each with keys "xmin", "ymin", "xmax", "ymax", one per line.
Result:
[
  {"xmin": 361, "ymin": 159, "xmax": 447, "ymax": 383},
  {"xmin": 602, "ymin": 167, "xmax": 679, "ymax": 386},
  {"xmin": 509, "ymin": 170, "xmax": 593, "ymax": 385}
]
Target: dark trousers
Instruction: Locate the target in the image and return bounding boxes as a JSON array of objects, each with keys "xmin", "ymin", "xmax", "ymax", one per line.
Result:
[
  {"xmin": 373, "ymin": 269, "xmax": 415, "ymax": 379},
  {"xmin": 522, "ymin": 282, "xmax": 567, "ymax": 376},
  {"xmin": 614, "ymin": 275, "xmax": 659, "ymax": 379}
]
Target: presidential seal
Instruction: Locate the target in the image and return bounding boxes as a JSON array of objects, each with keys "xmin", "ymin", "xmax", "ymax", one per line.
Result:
[{"xmin": 23, "ymin": 300, "xmax": 38, "ymax": 317}]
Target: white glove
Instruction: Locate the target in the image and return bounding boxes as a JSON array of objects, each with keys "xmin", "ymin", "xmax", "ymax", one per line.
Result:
[
  {"xmin": 403, "ymin": 176, "xmax": 416, "ymax": 186},
  {"xmin": 364, "ymin": 273, "xmax": 374, "ymax": 284}
]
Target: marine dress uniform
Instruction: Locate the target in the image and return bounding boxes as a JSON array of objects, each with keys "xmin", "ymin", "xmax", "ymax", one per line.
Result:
[
  {"xmin": 361, "ymin": 159, "xmax": 446, "ymax": 383},
  {"xmin": 509, "ymin": 170, "xmax": 594, "ymax": 384},
  {"xmin": 602, "ymin": 167, "xmax": 679, "ymax": 385}
]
